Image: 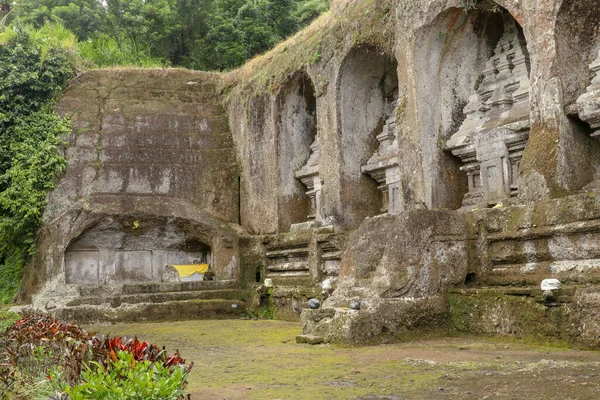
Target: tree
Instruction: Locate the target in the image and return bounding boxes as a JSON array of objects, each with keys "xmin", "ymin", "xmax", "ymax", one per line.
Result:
[
  {"xmin": 294, "ymin": 0, "xmax": 329, "ymax": 27},
  {"xmin": 14, "ymin": 0, "xmax": 106, "ymax": 40},
  {"xmin": 0, "ymin": 23, "xmax": 75, "ymax": 302},
  {"xmin": 10, "ymin": 0, "xmax": 330, "ymax": 71}
]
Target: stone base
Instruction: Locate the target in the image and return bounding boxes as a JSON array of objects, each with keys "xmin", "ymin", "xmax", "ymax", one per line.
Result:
[
  {"xmin": 448, "ymin": 286, "xmax": 600, "ymax": 348},
  {"xmin": 28, "ymin": 280, "xmax": 248, "ymax": 324},
  {"xmin": 301, "ymin": 296, "xmax": 448, "ymax": 344}
]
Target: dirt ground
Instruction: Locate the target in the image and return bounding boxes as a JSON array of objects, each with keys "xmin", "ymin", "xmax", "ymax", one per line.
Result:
[{"xmin": 85, "ymin": 320, "xmax": 600, "ymax": 400}]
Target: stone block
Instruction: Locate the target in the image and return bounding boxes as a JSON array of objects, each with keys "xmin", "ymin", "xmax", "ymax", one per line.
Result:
[
  {"xmin": 295, "ymin": 334, "xmax": 324, "ymax": 345},
  {"xmin": 115, "ymin": 251, "xmax": 153, "ymax": 281},
  {"xmin": 65, "ymin": 250, "xmax": 100, "ymax": 284}
]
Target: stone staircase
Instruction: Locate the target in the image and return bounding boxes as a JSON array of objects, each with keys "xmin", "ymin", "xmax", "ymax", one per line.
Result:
[
  {"xmin": 266, "ymin": 245, "xmax": 312, "ymax": 286},
  {"xmin": 53, "ymin": 280, "xmax": 248, "ymax": 324}
]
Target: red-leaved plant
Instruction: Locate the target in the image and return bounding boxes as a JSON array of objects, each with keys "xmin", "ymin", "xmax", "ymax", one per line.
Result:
[{"xmin": 0, "ymin": 312, "xmax": 192, "ymax": 398}]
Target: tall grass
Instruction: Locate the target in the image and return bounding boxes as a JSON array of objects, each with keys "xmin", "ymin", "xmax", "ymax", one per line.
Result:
[{"xmin": 78, "ymin": 33, "xmax": 169, "ymax": 68}]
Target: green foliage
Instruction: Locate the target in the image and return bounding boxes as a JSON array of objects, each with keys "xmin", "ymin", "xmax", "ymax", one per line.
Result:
[
  {"xmin": 0, "ymin": 309, "xmax": 18, "ymax": 335},
  {"xmin": 13, "ymin": 0, "xmax": 105, "ymax": 40},
  {"xmin": 58, "ymin": 351, "xmax": 190, "ymax": 400},
  {"xmin": 0, "ymin": 313, "xmax": 192, "ymax": 399},
  {"xmin": 0, "ymin": 22, "xmax": 75, "ymax": 303},
  {"xmin": 78, "ymin": 33, "xmax": 168, "ymax": 68},
  {"xmin": 11, "ymin": 0, "xmax": 330, "ymax": 70},
  {"xmin": 294, "ymin": 0, "xmax": 329, "ymax": 27}
]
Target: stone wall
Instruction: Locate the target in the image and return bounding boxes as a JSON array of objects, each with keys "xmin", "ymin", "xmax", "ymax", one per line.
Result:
[
  {"xmin": 50, "ymin": 69, "xmax": 238, "ymax": 223},
  {"xmin": 228, "ymin": 0, "xmax": 600, "ymax": 230}
]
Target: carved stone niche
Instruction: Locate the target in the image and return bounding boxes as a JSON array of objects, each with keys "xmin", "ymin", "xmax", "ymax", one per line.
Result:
[
  {"xmin": 576, "ymin": 49, "xmax": 600, "ymax": 138},
  {"xmin": 446, "ymin": 14, "xmax": 531, "ymax": 209},
  {"xmin": 361, "ymin": 98, "xmax": 402, "ymax": 214},
  {"xmin": 295, "ymin": 137, "xmax": 324, "ymax": 225}
]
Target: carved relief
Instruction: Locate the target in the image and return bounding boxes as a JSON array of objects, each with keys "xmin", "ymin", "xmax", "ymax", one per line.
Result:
[
  {"xmin": 576, "ymin": 49, "xmax": 600, "ymax": 138},
  {"xmin": 295, "ymin": 137, "xmax": 324, "ymax": 222},
  {"xmin": 446, "ymin": 14, "xmax": 530, "ymax": 208},
  {"xmin": 361, "ymin": 97, "xmax": 402, "ymax": 214}
]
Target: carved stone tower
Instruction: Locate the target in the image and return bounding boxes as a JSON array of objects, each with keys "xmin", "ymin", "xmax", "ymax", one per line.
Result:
[
  {"xmin": 446, "ymin": 14, "xmax": 531, "ymax": 208},
  {"xmin": 361, "ymin": 98, "xmax": 402, "ymax": 214}
]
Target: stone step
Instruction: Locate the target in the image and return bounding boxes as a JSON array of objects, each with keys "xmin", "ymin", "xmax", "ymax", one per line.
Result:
[
  {"xmin": 448, "ymin": 286, "xmax": 578, "ymax": 304},
  {"xmin": 78, "ymin": 280, "xmax": 235, "ymax": 296},
  {"xmin": 267, "ymin": 262, "xmax": 309, "ymax": 272},
  {"xmin": 123, "ymin": 280, "xmax": 236, "ymax": 294},
  {"xmin": 267, "ymin": 275, "xmax": 314, "ymax": 287},
  {"xmin": 296, "ymin": 334, "xmax": 324, "ymax": 345},
  {"xmin": 67, "ymin": 289, "xmax": 247, "ymax": 307},
  {"xmin": 55, "ymin": 298, "xmax": 246, "ymax": 324}
]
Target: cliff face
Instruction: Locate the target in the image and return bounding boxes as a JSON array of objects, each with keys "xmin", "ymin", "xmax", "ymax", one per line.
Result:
[
  {"xmin": 50, "ymin": 69, "xmax": 238, "ymax": 224},
  {"xmin": 228, "ymin": 0, "xmax": 600, "ymax": 344},
  {"xmin": 25, "ymin": 69, "xmax": 241, "ymax": 309},
  {"xmin": 228, "ymin": 0, "xmax": 600, "ymax": 232},
  {"xmin": 27, "ymin": 0, "xmax": 600, "ymax": 344}
]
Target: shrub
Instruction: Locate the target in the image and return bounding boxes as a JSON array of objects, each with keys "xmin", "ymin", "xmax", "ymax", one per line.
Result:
[{"xmin": 0, "ymin": 313, "xmax": 193, "ymax": 399}]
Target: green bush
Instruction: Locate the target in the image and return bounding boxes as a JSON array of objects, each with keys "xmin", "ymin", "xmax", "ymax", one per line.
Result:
[{"xmin": 57, "ymin": 351, "xmax": 190, "ymax": 400}]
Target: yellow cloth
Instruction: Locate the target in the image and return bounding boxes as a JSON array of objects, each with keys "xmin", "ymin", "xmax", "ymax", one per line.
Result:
[{"xmin": 171, "ymin": 264, "xmax": 209, "ymax": 278}]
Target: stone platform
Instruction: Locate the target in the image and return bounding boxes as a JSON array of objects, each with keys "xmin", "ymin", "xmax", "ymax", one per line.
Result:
[{"xmin": 45, "ymin": 280, "xmax": 248, "ymax": 324}]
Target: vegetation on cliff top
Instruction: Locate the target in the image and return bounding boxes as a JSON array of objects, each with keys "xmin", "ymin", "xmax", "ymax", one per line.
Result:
[
  {"xmin": 5, "ymin": 0, "xmax": 330, "ymax": 70},
  {"xmin": 229, "ymin": 0, "xmax": 396, "ymax": 96}
]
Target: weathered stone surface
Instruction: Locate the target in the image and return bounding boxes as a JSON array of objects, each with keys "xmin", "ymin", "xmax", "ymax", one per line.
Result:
[
  {"xmin": 446, "ymin": 13, "xmax": 530, "ymax": 208},
  {"xmin": 447, "ymin": 285, "xmax": 600, "ymax": 348},
  {"xmin": 55, "ymin": 299, "xmax": 246, "ymax": 325},
  {"xmin": 302, "ymin": 210, "xmax": 468, "ymax": 342},
  {"xmin": 25, "ymin": 70, "xmax": 243, "ymax": 314},
  {"xmin": 361, "ymin": 97, "xmax": 402, "ymax": 214},
  {"xmin": 23, "ymin": 0, "xmax": 600, "ymax": 346},
  {"xmin": 302, "ymin": 296, "xmax": 448, "ymax": 344},
  {"xmin": 330, "ymin": 210, "xmax": 468, "ymax": 303},
  {"xmin": 470, "ymin": 192, "xmax": 600, "ymax": 286},
  {"xmin": 295, "ymin": 334, "xmax": 324, "ymax": 345}
]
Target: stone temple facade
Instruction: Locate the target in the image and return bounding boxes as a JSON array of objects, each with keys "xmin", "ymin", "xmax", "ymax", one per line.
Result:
[{"xmin": 21, "ymin": 0, "xmax": 600, "ymax": 345}]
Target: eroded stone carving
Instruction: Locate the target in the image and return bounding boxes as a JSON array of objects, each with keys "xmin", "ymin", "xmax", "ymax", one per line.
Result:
[
  {"xmin": 295, "ymin": 137, "xmax": 324, "ymax": 222},
  {"xmin": 576, "ymin": 49, "xmax": 600, "ymax": 137},
  {"xmin": 575, "ymin": 48, "xmax": 600, "ymax": 191},
  {"xmin": 361, "ymin": 97, "xmax": 402, "ymax": 214},
  {"xmin": 446, "ymin": 15, "xmax": 530, "ymax": 208}
]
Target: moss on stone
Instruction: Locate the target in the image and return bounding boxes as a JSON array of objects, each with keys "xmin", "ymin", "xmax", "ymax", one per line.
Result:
[{"xmin": 448, "ymin": 291, "xmax": 582, "ymax": 347}]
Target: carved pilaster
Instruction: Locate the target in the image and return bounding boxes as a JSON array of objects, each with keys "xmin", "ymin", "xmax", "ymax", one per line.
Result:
[{"xmin": 576, "ymin": 49, "xmax": 600, "ymax": 191}]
